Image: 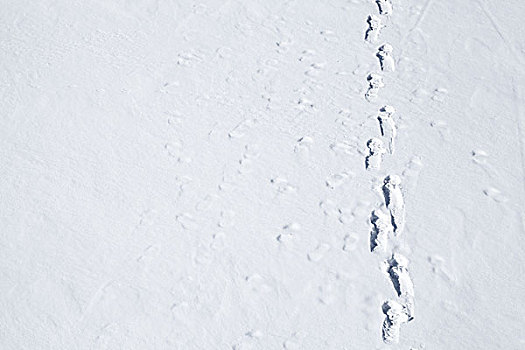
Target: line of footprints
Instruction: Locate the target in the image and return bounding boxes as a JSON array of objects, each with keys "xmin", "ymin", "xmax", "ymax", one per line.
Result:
[{"xmin": 363, "ymin": 0, "xmax": 415, "ymax": 345}]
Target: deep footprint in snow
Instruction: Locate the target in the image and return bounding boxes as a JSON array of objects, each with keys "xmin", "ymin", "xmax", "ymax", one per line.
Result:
[
  {"xmin": 365, "ymin": 15, "xmax": 383, "ymax": 43},
  {"xmin": 377, "ymin": 105, "xmax": 397, "ymax": 154},
  {"xmin": 386, "ymin": 254, "xmax": 415, "ymax": 304},
  {"xmin": 376, "ymin": 0, "xmax": 393, "ymax": 16},
  {"xmin": 370, "ymin": 207, "xmax": 393, "ymax": 253},
  {"xmin": 365, "ymin": 138, "xmax": 387, "ymax": 170},
  {"xmin": 382, "ymin": 175, "xmax": 405, "ymax": 235},
  {"xmin": 365, "ymin": 73, "xmax": 385, "ymax": 102},
  {"xmin": 376, "ymin": 43, "xmax": 395, "ymax": 72},
  {"xmin": 382, "ymin": 299, "xmax": 409, "ymax": 344}
]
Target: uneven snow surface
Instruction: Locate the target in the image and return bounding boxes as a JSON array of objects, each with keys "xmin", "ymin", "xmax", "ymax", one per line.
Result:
[{"xmin": 2, "ymin": 0, "xmax": 525, "ymax": 348}]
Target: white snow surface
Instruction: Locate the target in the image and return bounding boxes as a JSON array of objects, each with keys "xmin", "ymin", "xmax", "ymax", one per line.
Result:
[{"xmin": 1, "ymin": 0, "xmax": 525, "ymax": 349}]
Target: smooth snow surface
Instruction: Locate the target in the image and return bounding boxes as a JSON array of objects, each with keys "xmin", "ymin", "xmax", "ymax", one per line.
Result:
[{"xmin": 1, "ymin": 0, "xmax": 525, "ymax": 349}]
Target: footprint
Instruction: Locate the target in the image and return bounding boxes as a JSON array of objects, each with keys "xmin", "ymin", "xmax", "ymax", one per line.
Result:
[
  {"xmin": 245, "ymin": 330, "xmax": 263, "ymax": 339},
  {"xmin": 330, "ymin": 140, "xmax": 359, "ymax": 156},
  {"xmin": 318, "ymin": 283, "xmax": 335, "ymax": 305},
  {"xmin": 382, "ymin": 175, "xmax": 405, "ymax": 235},
  {"xmin": 376, "ymin": 0, "xmax": 393, "ymax": 16},
  {"xmin": 483, "ymin": 187, "xmax": 508, "ymax": 203},
  {"xmin": 174, "ymin": 175, "xmax": 192, "ymax": 198},
  {"xmin": 305, "ymin": 62, "xmax": 325, "ymax": 77},
  {"xmin": 176, "ymin": 213, "xmax": 198, "ymax": 230},
  {"xmin": 307, "ymin": 243, "xmax": 331, "ymax": 262},
  {"xmin": 218, "ymin": 210, "xmax": 235, "ymax": 228},
  {"xmin": 297, "ymin": 97, "xmax": 315, "ymax": 109},
  {"xmin": 338, "ymin": 206, "xmax": 356, "ymax": 224},
  {"xmin": 271, "ymin": 177, "xmax": 297, "ymax": 195},
  {"xmin": 193, "ymin": 244, "xmax": 212, "ymax": 265},
  {"xmin": 320, "ymin": 29, "xmax": 339, "ymax": 42},
  {"xmin": 294, "ymin": 136, "xmax": 314, "ymax": 155},
  {"xmin": 365, "ymin": 15, "xmax": 383, "ymax": 43},
  {"xmin": 283, "ymin": 338, "xmax": 300, "ymax": 350},
  {"xmin": 370, "ymin": 208, "xmax": 393, "ymax": 253},
  {"xmin": 275, "ymin": 37, "xmax": 293, "ymax": 53},
  {"xmin": 216, "ymin": 46, "xmax": 233, "ymax": 59},
  {"xmin": 428, "ymin": 255, "xmax": 456, "ymax": 283},
  {"xmin": 377, "ymin": 105, "xmax": 397, "ymax": 154},
  {"xmin": 238, "ymin": 144, "xmax": 260, "ymax": 174},
  {"xmin": 365, "ymin": 138, "xmax": 387, "ymax": 170},
  {"xmin": 386, "ymin": 254, "xmax": 415, "ymax": 300},
  {"xmin": 229, "ymin": 119, "xmax": 257, "ymax": 139},
  {"xmin": 319, "ymin": 199, "xmax": 339, "ymax": 217},
  {"xmin": 165, "ymin": 141, "xmax": 192, "ymax": 163},
  {"xmin": 382, "ymin": 299, "xmax": 409, "ymax": 344},
  {"xmin": 432, "ymin": 88, "xmax": 448, "ymax": 102},
  {"xmin": 402, "ymin": 156, "xmax": 423, "ymax": 191},
  {"xmin": 136, "ymin": 244, "xmax": 160, "ymax": 265},
  {"xmin": 298, "ymin": 49, "xmax": 316, "ymax": 62},
  {"xmin": 365, "ymin": 73, "xmax": 385, "ymax": 102},
  {"xmin": 210, "ymin": 232, "xmax": 226, "ymax": 251},
  {"xmin": 245, "ymin": 274, "xmax": 272, "ymax": 294},
  {"xmin": 430, "ymin": 120, "xmax": 450, "ymax": 141},
  {"xmin": 376, "ymin": 43, "xmax": 395, "ymax": 72},
  {"xmin": 195, "ymin": 194, "xmax": 219, "ymax": 212},
  {"xmin": 471, "ymin": 150, "xmax": 489, "ymax": 165},
  {"xmin": 238, "ymin": 157, "xmax": 253, "ymax": 175},
  {"xmin": 325, "ymin": 172, "xmax": 352, "ymax": 189},
  {"xmin": 277, "ymin": 222, "xmax": 301, "ymax": 243},
  {"xmin": 343, "ymin": 233, "xmax": 359, "ymax": 252},
  {"xmin": 166, "ymin": 112, "xmax": 183, "ymax": 128}
]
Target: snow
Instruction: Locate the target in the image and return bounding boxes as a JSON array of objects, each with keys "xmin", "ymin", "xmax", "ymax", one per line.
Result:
[{"xmin": 1, "ymin": 0, "xmax": 525, "ymax": 348}]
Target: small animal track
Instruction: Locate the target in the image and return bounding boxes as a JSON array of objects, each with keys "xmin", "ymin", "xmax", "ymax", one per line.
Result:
[
  {"xmin": 325, "ymin": 171, "xmax": 352, "ymax": 189},
  {"xmin": 195, "ymin": 194, "xmax": 218, "ymax": 212},
  {"xmin": 270, "ymin": 177, "xmax": 298, "ymax": 195},
  {"xmin": 483, "ymin": 187, "xmax": 508, "ymax": 203},
  {"xmin": 277, "ymin": 222, "xmax": 301, "ymax": 243},
  {"xmin": 218, "ymin": 210, "xmax": 235, "ymax": 228},
  {"xmin": 228, "ymin": 118, "xmax": 258, "ymax": 139},
  {"xmin": 365, "ymin": 138, "xmax": 387, "ymax": 170},
  {"xmin": 294, "ymin": 136, "xmax": 314, "ymax": 156},
  {"xmin": 165, "ymin": 140, "xmax": 192, "ymax": 163},
  {"xmin": 365, "ymin": 73, "xmax": 384, "ymax": 102},
  {"xmin": 343, "ymin": 233, "xmax": 359, "ymax": 252},
  {"xmin": 377, "ymin": 43, "xmax": 395, "ymax": 72},
  {"xmin": 472, "ymin": 149, "xmax": 489, "ymax": 164},
  {"xmin": 307, "ymin": 243, "xmax": 331, "ymax": 262},
  {"xmin": 176, "ymin": 213, "xmax": 198, "ymax": 230},
  {"xmin": 382, "ymin": 175, "xmax": 405, "ymax": 235},
  {"xmin": 377, "ymin": 105, "xmax": 397, "ymax": 154}
]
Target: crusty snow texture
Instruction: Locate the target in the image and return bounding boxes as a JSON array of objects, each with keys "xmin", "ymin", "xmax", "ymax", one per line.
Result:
[{"xmin": 1, "ymin": 0, "xmax": 525, "ymax": 349}]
